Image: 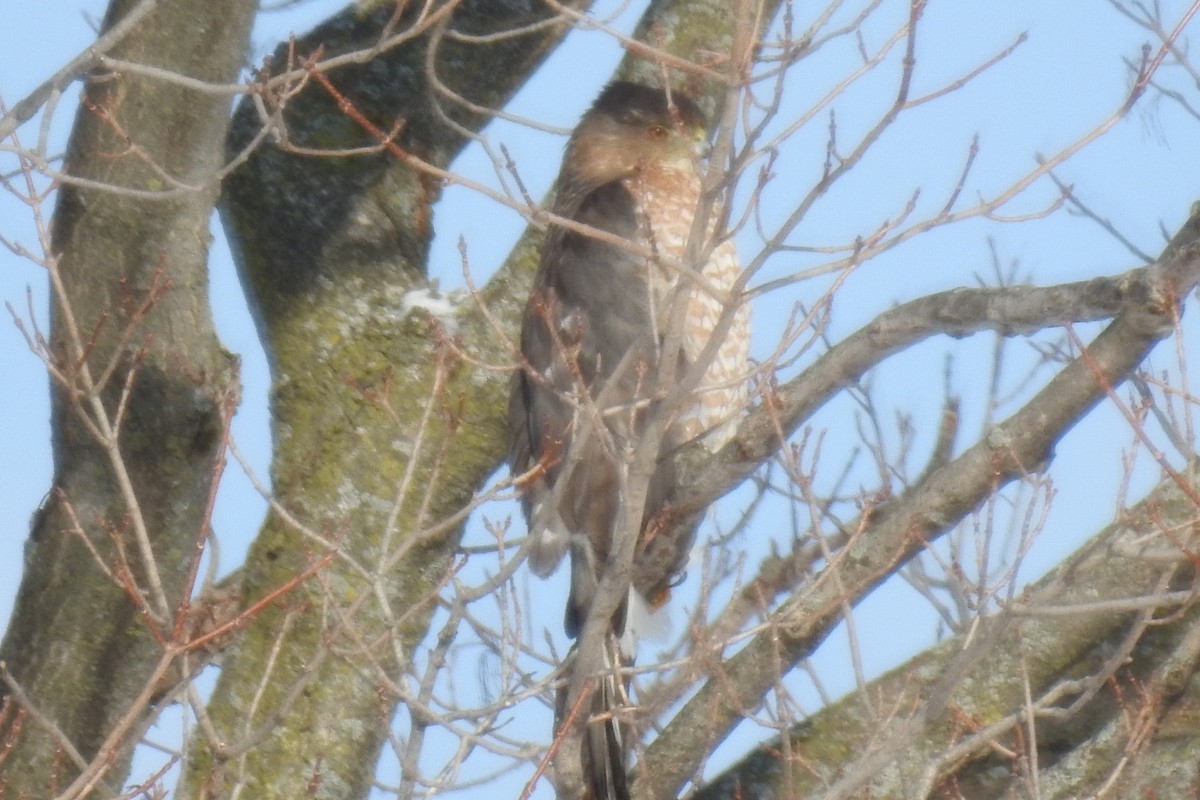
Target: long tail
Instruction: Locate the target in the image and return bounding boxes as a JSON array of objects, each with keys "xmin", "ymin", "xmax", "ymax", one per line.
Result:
[
  {"xmin": 558, "ymin": 636, "xmax": 633, "ymax": 800},
  {"xmin": 585, "ymin": 636, "xmax": 631, "ymax": 800},
  {"xmin": 559, "ymin": 529, "xmax": 639, "ymax": 799}
]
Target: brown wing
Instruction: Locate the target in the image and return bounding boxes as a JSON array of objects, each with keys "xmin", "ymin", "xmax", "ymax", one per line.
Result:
[{"xmin": 508, "ymin": 179, "xmax": 689, "ymax": 638}]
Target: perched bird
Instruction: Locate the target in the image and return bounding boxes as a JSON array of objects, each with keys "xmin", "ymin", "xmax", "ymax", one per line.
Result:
[{"xmin": 508, "ymin": 81, "xmax": 750, "ymax": 799}]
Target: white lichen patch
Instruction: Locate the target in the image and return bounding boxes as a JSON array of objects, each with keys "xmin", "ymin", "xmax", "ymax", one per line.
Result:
[{"xmin": 398, "ymin": 286, "xmax": 462, "ymax": 334}]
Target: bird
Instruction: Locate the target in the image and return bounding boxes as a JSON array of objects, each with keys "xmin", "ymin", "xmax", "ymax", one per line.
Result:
[{"xmin": 507, "ymin": 81, "xmax": 750, "ymax": 799}]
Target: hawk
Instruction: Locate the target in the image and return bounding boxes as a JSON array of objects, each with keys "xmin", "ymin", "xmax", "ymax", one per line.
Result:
[{"xmin": 508, "ymin": 81, "xmax": 750, "ymax": 799}]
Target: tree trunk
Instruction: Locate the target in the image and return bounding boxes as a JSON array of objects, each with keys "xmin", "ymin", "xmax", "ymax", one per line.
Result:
[
  {"xmin": 181, "ymin": 3, "xmax": 592, "ymax": 797},
  {"xmin": 0, "ymin": 0, "xmax": 255, "ymax": 795}
]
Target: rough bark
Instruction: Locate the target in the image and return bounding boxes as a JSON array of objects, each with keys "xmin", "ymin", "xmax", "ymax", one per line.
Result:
[
  {"xmin": 695, "ymin": 462, "xmax": 1200, "ymax": 798},
  {"xmin": 0, "ymin": 0, "xmax": 254, "ymax": 795},
  {"xmin": 182, "ymin": 3, "xmax": 593, "ymax": 798}
]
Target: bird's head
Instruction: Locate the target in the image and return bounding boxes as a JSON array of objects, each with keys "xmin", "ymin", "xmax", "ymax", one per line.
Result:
[{"xmin": 564, "ymin": 81, "xmax": 709, "ymax": 189}]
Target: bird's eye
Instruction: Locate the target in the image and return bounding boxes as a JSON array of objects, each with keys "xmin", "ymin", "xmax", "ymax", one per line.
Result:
[{"xmin": 648, "ymin": 124, "xmax": 669, "ymax": 140}]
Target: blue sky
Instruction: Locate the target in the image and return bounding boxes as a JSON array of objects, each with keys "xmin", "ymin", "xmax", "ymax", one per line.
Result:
[{"xmin": 3, "ymin": 1, "xmax": 1199, "ymax": 795}]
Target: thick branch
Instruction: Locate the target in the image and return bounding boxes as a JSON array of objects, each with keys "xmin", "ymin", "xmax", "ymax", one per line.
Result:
[
  {"xmin": 634, "ymin": 222, "xmax": 1200, "ymax": 798},
  {"xmin": 696, "ymin": 462, "xmax": 1200, "ymax": 798},
  {"xmin": 186, "ymin": 3, "xmax": 594, "ymax": 799},
  {"xmin": 675, "ymin": 264, "xmax": 1182, "ymax": 521}
]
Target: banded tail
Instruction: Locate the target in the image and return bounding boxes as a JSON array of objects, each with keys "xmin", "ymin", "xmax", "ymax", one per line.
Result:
[{"xmin": 558, "ymin": 635, "xmax": 633, "ymax": 800}]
